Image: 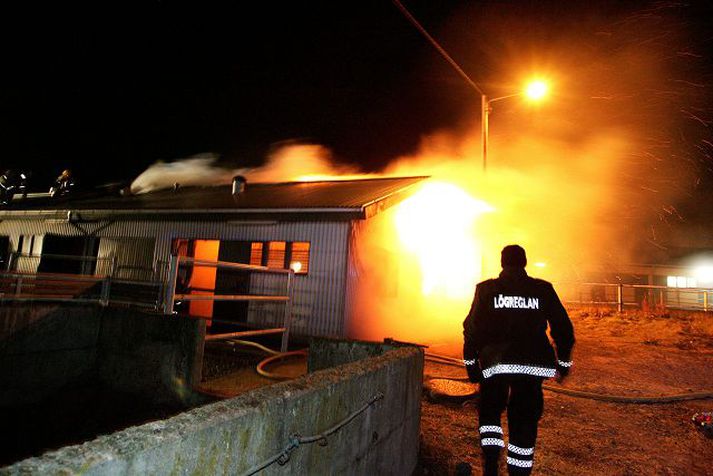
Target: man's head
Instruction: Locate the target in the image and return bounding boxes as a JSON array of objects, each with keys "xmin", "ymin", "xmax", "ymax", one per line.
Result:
[{"xmin": 501, "ymin": 244, "xmax": 527, "ymax": 268}]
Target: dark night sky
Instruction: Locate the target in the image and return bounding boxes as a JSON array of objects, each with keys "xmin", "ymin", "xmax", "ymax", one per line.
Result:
[
  {"xmin": 0, "ymin": 2, "xmax": 461, "ymax": 187},
  {"xmin": 1, "ymin": 1, "xmax": 712, "ymax": 198}
]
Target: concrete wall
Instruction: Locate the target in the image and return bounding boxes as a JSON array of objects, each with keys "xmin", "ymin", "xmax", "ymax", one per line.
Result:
[
  {"xmin": 308, "ymin": 336, "xmax": 398, "ymax": 372},
  {"xmin": 4, "ymin": 344, "xmax": 424, "ymax": 475},
  {"xmin": 0, "ymin": 304, "xmax": 205, "ymax": 407}
]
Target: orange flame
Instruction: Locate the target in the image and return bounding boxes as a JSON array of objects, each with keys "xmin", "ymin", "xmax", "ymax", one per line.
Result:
[{"xmin": 395, "ymin": 181, "xmax": 493, "ymax": 298}]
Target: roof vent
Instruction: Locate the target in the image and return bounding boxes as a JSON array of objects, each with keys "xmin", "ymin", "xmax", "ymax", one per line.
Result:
[{"xmin": 232, "ymin": 175, "xmax": 247, "ymax": 195}]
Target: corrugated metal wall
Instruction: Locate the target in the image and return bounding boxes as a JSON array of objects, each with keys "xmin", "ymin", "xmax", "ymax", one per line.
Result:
[
  {"xmin": 96, "ymin": 238, "xmax": 156, "ymax": 280},
  {"xmin": 0, "ymin": 219, "xmax": 351, "ymax": 337}
]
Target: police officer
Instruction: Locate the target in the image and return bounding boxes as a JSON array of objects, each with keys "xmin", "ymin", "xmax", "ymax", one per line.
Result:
[{"xmin": 463, "ymin": 245, "xmax": 574, "ymax": 475}]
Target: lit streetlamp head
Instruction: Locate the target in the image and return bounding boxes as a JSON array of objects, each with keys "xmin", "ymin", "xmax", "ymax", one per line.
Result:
[{"xmin": 525, "ymin": 80, "xmax": 548, "ymax": 101}]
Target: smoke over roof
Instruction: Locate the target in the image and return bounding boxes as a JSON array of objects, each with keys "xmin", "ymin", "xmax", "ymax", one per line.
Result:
[{"xmin": 129, "ymin": 145, "xmax": 362, "ymax": 194}]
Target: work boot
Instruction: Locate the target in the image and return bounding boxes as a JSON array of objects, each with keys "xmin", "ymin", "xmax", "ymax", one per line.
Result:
[
  {"xmin": 481, "ymin": 448, "xmax": 500, "ymax": 476},
  {"xmin": 455, "ymin": 461, "xmax": 472, "ymax": 475}
]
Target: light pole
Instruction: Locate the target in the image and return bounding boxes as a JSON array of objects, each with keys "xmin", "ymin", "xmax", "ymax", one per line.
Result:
[{"xmin": 481, "ymin": 80, "xmax": 549, "ymax": 172}]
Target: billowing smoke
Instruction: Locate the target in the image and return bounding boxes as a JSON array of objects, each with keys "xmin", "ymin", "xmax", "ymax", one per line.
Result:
[
  {"xmin": 346, "ymin": 2, "xmax": 712, "ymax": 348},
  {"xmin": 130, "ymin": 145, "xmax": 362, "ymax": 194},
  {"xmin": 129, "ymin": 2, "xmax": 710, "ymax": 350},
  {"xmin": 130, "ymin": 153, "xmax": 245, "ymax": 194}
]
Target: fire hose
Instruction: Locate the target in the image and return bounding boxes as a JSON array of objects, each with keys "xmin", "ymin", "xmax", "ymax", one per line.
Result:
[
  {"xmin": 424, "ymin": 352, "xmax": 713, "ymax": 404},
  {"xmin": 224, "ymin": 340, "xmax": 713, "ymax": 402},
  {"xmin": 225, "ymin": 339, "xmax": 307, "ymax": 380}
]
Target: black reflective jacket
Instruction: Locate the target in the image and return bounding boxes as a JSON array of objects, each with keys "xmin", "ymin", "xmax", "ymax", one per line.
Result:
[{"xmin": 463, "ymin": 267, "xmax": 575, "ymax": 380}]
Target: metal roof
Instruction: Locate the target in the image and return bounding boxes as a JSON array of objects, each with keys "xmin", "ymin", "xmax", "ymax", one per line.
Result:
[{"xmin": 0, "ymin": 176, "xmax": 428, "ymax": 221}]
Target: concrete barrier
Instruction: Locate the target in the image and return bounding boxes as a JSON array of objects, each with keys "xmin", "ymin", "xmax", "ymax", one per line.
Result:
[
  {"xmin": 3, "ymin": 343, "xmax": 424, "ymax": 475},
  {"xmin": 0, "ymin": 304, "xmax": 205, "ymax": 407}
]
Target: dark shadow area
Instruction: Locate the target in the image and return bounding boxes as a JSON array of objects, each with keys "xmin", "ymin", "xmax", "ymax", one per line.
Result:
[
  {"xmin": 0, "ymin": 303, "xmax": 210, "ymax": 467},
  {"xmin": 0, "ymin": 380, "xmax": 217, "ymax": 466}
]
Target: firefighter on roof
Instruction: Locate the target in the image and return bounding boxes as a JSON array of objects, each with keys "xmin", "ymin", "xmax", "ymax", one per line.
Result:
[
  {"xmin": 49, "ymin": 169, "xmax": 75, "ymax": 197},
  {"xmin": 463, "ymin": 245, "xmax": 575, "ymax": 475}
]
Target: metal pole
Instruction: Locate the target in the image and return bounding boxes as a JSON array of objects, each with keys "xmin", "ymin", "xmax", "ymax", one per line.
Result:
[
  {"xmin": 704, "ymin": 291, "xmax": 709, "ymax": 312},
  {"xmin": 100, "ymin": 277, "xmax": 111, "ymax": 306},
  {"xmin": 617, "ymin": 284, "xmax": 623, "ymax": 312},
  {"xmin": 163, "ymin": 254, "xmax": 179, "ymax": 315},
  {"xmin": 280, "ymin": 270, "xmax": 294, "ymax": 353},
  {"xmin": 482, "ymin": 94, "xmax": 489, "ymax": 173}
]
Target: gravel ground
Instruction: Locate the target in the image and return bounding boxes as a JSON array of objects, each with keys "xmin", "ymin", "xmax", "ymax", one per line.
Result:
[{"xmin": 417, "ymin": 308, "xmax": 713, "ymax": 475}]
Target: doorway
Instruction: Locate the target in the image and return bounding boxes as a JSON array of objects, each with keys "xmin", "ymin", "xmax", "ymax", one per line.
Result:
[{"xmin": 37, "ymin": 235, "xmax": 99, "ymax": 275}]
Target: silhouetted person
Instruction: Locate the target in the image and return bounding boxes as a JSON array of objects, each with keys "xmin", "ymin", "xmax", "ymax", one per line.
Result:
[
  {"xmin": 463, "ymin": 245, "xmax": 575, "ymax": 475},
  {"xmin": 0, "ymin": 169, "xmax": 29, "ymax": 204},
  {"xmin": 49, "ymin": 169, "xmax": 75, "ymax": 197}
]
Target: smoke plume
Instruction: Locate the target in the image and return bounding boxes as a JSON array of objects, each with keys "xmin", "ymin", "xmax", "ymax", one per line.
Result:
[{"xmin": 129, "ymin": 145, "xmax": 361, "ymax": 194}]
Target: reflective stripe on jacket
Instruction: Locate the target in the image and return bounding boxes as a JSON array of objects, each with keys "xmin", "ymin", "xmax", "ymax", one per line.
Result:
[{"xmin": 463, "ymin": 267, "xmax": 575, "ymax": 379}]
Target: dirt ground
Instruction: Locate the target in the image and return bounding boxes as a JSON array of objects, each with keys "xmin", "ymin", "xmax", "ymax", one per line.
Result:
[{"xmin": 419, "ymin": 307, "xmax": 713, "ymax": 475}]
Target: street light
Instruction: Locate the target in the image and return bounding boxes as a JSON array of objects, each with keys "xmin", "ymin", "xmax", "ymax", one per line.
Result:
[{"xmin": 481, "ymin": 80, "xmax": 549, "ymax": 172}]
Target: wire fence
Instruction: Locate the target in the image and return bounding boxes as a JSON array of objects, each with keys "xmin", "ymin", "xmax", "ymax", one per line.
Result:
[{"xmin": 557, "ymin": 282, "xmax": 712, "ymax": 312}]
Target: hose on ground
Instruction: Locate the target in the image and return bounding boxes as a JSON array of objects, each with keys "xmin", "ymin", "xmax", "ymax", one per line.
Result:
[
  {"xmin": 222, "ymin": 339, "xmax": 307, "ymax": 380},
  {"xmin": 227, "ymin": 339, "xmax": 281, "ymax": 356},
  {"xmin": 256, "ymin": 350, "xmax": 308, "ymax": 380},
  {"xmin": 424, "ymin": 353, "xmax": 713, "ymax": 404}
]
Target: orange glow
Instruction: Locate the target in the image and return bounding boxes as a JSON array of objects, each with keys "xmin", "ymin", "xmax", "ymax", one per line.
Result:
[
  {"xmin": 525, "ymin": 80, "xmax": 548, "ymax": 101},
  {"xmin": 395, "ymin": 182, "xmax": 493, "ymax": 298},
  {"xmin": 189, "ymin": 240, "xmax": 220, "ymax": 320},
  {"xmin": 295, "ymin": 174, "xmax": 376, "ymax": 182},
  {"xmin": 345, "ymin": 124, "xmax": 630, "ymax": 351}
]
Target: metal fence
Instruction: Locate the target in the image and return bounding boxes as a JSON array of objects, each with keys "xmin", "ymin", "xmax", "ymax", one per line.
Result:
[
  {"xmin": 1, "ymin": 253, "xmax": 295, "ymax": 350},
  {"xmin": 8, "ymin": 252, "xmax": 115, "ymax": 275},
  {"xmin": 557, "ymin": 282, "xmax": 712, "ymax": 312},
  {"xmin": 0, "ymin": 271, "xmax": 163, "ymax": 309},
  {"xmin": 163, "ymin": 255, "xmax": 295, "ymax": 352},
  {"xmin": 8, "ymin": 252, "xmax": 160, "ymax": 282}
]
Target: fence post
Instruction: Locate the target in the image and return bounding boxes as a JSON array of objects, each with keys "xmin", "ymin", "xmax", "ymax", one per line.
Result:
[
  {"xmin": 100, "ymin": 277, "xmax": 111, "ymax": 306},
  {"xmin": 617, "ymin": 284, "xmax": 624, "ymax": 312},
  {"xmin": 162, "ymin": 254, "xmax": 179, "ymax": 315},
  {"xmin": 280, "ymin": 270, "xmax": 294, "ymax": 353},
  {"xmin": 704, "ymin": 291, "xmax": 709, "ymax": 312}
]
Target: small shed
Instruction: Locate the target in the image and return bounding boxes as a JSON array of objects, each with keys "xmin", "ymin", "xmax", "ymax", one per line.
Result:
[{"xmin": 0, "ymin": 176, "xmax": 427, "ymax": 337}]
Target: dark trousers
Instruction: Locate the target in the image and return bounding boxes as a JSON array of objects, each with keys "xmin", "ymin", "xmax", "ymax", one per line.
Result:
[{"xmin": 478, "ymin": 374, "xmax": 544, "ymax": 475}]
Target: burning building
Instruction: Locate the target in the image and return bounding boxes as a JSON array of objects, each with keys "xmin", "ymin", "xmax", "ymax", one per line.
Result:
[{"xmin": 0, "ymin": 175, "xmax": 428, "ymax": 338}]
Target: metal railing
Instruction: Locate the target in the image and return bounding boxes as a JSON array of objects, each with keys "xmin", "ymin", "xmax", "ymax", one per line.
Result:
[
  {"xmin": 163, "ymin": 255, "xmax": 295, "ymax": 352},
  {"xmin": 558, "ymin": 282, "xmax": 712, "ymax": 312},
  {"xmin": 9, "ymin": 252, "xmax": 162, "ymax": 281},
  {"xmin": 0, "ymin": 271, "xmax": 163, "ymax": 309},
  {"xmin": 1, "ymin": 253, "xmax": 296, "ymax": 350},
  {"xmin": 8, "ymin": 252, "xmax": 116, "ymax": 274}
]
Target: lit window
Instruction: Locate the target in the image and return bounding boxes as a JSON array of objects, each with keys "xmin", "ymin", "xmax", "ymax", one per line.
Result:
[
  {"xmin": 667, "ymin": 276, "xmax": 677, "ymax": 287},
  {"xmin": 687, "ymin": 277, "xmax": 698, "ymax": 288},
  {"xmin": 290, "ymin": 242, "xmax": 310, "ymax": 274},
  {"xmin": 267, "ymin": 241, "xmax": 286, "ymax": 269},
  {"xmin": 250, "ymin": 242, "xmax": 264, "ymax": 266},
  {"xmin": 677, "ymin": 276, "xmax": 687, "ymax": 288}
]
